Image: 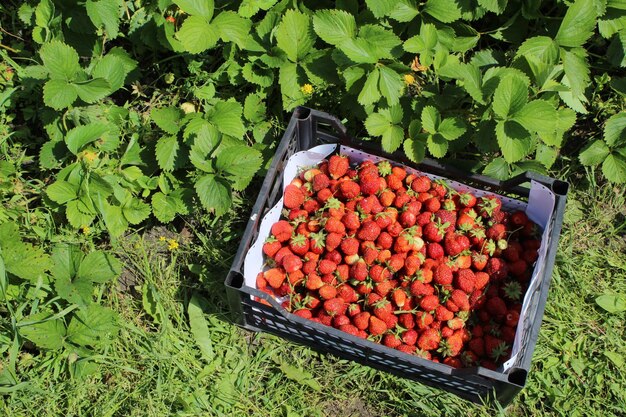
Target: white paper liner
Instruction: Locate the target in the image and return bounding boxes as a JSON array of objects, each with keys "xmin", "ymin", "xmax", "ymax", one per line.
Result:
[{"xmin": 244, "ymin": 144, "xmax": 555, "ymax": 372}]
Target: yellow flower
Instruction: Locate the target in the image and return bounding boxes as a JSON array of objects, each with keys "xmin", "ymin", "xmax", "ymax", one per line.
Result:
[
  {"xmin": 300, "ymin": 84, "xmax": 314, "ymax": 95},
  {"xmin": 159, "ymin": 236, "xmax": 167, "ymax": 241},
  {"xmin": 403, "ymin": 74, "xmax": 415, "ymax": 85},
  {"xmin": 167, "ymin": 239, "xmax": 179, "ymax": 251},
  {"xmin": 81, "ymin": 150, "xmax": 98, "ymax": 163},
  {"xmin": 81, "ymin": 225, "xmax": 90, "ymax": 235}
]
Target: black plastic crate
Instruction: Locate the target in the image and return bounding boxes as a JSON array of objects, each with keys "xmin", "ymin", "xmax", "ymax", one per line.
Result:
[{"xmin": 225, "ymin": 107, "xmax": 568, "ymax": 406}]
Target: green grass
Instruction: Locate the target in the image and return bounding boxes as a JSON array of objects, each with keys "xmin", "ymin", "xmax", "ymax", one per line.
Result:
[{"xmin": 1, "ymin": 181, "xmax": 625, "ymax": 417}]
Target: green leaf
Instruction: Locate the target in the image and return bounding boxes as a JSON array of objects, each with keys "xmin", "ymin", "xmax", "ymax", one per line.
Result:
[
  {"xmin": 481, "ymin": 0, "xmax": 509, "ymax": 13},
  {"xmin": 152, "ymin": 192, "xmax": 179, "ymax": 223},
  {"xmin": 555, "ymin": 0, "xmax": 597, "ymax": 47},
  {"xmin": 34, "ymin": 0, "xmax": 52, "ymax": 26},
  {"xmin": 74, "ymin": 78, "xmax": 111, "ymax": 104},
  {"xmin": 216, "ymin": 145, "xmax": 262, "ymax": 190},
  {"xmin": 603, "ymin": 153, "xmax": 626, "ymax": 183},
  {"xmin": 381, "ymin": 125, "xmax": 404, "ymax": 153},
  {"xmin": 562, "ymin": 49, "xmax": 590, "ymax": 99},
  {"xmin": 86, "ymin": 0, "xmax": 120, "ymax": 38},
  {"xmin": 275, "ymin": 10, "xmax": 314, "ymax": 62},
  {"xmin": 176, "ymin": 15, "xmax": 219, "ymax": 53},
  {"xmin": 516, "ymin": 36, "xmax": 559, "ymax": 64},
  {"xmin": 608, "ymin": 30, "xmax": 626, "ymax": 67},
  {"xmin": 40, "ymin": 41, "xmax": 81, "ymax": 80},
  {"xmin": 213, "ymin": 11, "xmax": 251, "ymax": 48},
  {"xmin": 312, "ymin": 9, "xmax": 356, "ymax": 45},
  {"xmin": 67, "ymin": 304, "xmax": 119, "ymax": 347},
  {"xmin": 208, "ymin": 99, "xmax": 245, "ymax": 138},
  {"xmin": 78, "ymin": 251, "xmax": 121, "ymax": 284},
  {"xmin": 278, "ymin": 361, "xmax": 322, "ymax": 391},
  {"xmin": 438, "ymin": 118, "xmax": 466, "ymax": 140},
  {"xmin": 579, "ymin": 140, "xmax": 611, "ymax": 165},
  {"xmin": 188, "ymin": 293, "xmax": 214, "ymax": 362},
  {"xmin": 195, "ymin": 174, "xmax": 232, "ymax": 216},
  {"xmin": 388, "ymin": 0, "xmax": 420, "ymax": 22},
  {"xmin": 278, "ymin": 62, "xmax": 306, "ymax": 111},
  {"xmin": 427, "ymin": 134, "xmax": 449, "ymax": 157},
  {"xmin": 173, "ymin": 0, "xmax": 214, "ymax": 19},
  {"xmin": 339, "ymin": 38, "xmax": 379, "ymax": 64},
  {"xmin": 66, "ymin": 201, "xmax": 96, "ymax": 229},
  {"xmin": 357, "ymin": 69, "xmax": 381, "ymax": 106},
  {"xmin": 404, "ymin": 24, "xmax": 438, "ymax": 54},
  {"xmin": 151, "ymin": 107, "xmax": 183, "ymax": 134},
  {"xmin": 421, "ymin": 106, "xmax": 441, "ymax": 134},
  {"xmin": 535, "ymin": 143, "xmax": 558, "ymax": 168},
  {"xmin": 493, "ymin": 75, "xmax": 528, "ymax": 119},
  {"xmin": 92, "ymin": 55, "xmax": 128, "ymax": 92},
  {"xmin": 513, "ymin": 100, "xmax": 558, "ymax": 135},
  {"xmin": 424, "ymin": 0, "xmax": 462, "ymax": 23},
  {"xmin": 47, "ymin": 181, "xmax": 78, "ymax": 204},
  {"xmin": 122, "ymin": 199, "xmax": 151, "ymax": 225},
  {"xmin": 595, "ymin": 293, "xmax": 626, "ymax": 313},
  {"xmin": 65, "ymin": 123, "xmax": 110, "ymax": 155},
  {"xmin": 483, "ymin": 157, "xmax": 510, "ymax": 180},
  {"xmin": 99, "ymin": 203, "xmax": 128, "ymax": 238},
  {"xmin": 365, "ymin": 0, "xmax": 395, "ymax": 18},
  {"xmin": 496, "ymin": 120, "xmax": 533, "ymax": 163},
  {"xmin": 19, "ymin": 312, "xmax": 66, "ymax": 350},
  {"xmin": 605, "ymin": 351, "xmax": 625, "ymax": 368},
  {"xmin": 243, "ymin": 94, "xmax": 266, "ymax": 123},
  {"xmin": 43, "ymin": 80, "xmax": 77, "ymax": 110},
  {"xmin": 0, "ymin": 223, "xmax": 52, "ymax": 283},
  {"xmin": 403, "ymin": 137, "xmax": 427, "ymax": 162},
  {"xmin": 155, "ymin": 136, "xmax": 179, "ymax": 172},
  {"xmin": 541, "ymin": 108, "xmax": 577, "ymax": 146},
  {"xmin": 238, "ymin": 0, "xmax": 277, "ymax": 18},
  {"xmin": 604, "ymin": 113, "xmax": 626, "ymax": 147},
  {"xmin": 378, "ymin": 66, "xmax": 404, "ymax": 106}
]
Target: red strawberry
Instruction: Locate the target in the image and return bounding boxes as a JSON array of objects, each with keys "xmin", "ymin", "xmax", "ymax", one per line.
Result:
[
  {"xmin": 369, "ymin": 316, "xmax": 388, "ymax": 335},
  {"xmin": 486, "ymin": 224, "xmax": 506, "ymax": 241},
  {"xmin": 324, "ymin": 217, "xmax": 346, "ymax": 234},
  {"xmin": 455, "ymin": 269, "xmax": 476, "ymax": 293},
  {"xmin": 486, "ymin": 296, "xmax": 507, "ymax": 316},
  {"xmin": 439, "ymin": 333, "xmax": 463, "ymax": 357},
  {"xmin": 471, "ymin": 251, "xmax": 488, "ymax": 270},
  {"xmin": 402, "ymin": 329, "xmax": 418, "ymax": 346},
  {"xmin": 372, "ymin": 299, "xmax": 393, "ymax": 319},
  {"xmin": 340, "ymin": 237, "xmax": 359, "ymax": 256},
  {"xmin": 468, "ymin": 337, "xmax": 485, "ymax": 356},
  {"xmin": 485, "ymin": 335, "xmax": 508, "ymax": 361},
  {"xmin": 411, "ymin": 176, "xmax": 431, "ymax": 193},
  {"xmin": 435, "ymin": 306, "xmax": 454, "ymax": 321},
  {"xmin": 337, "ymin": 284, "xmax": 358, "ymax": 303},
  {"xmin": 357, "ymin": 221, "xmax": 381, "ymax": 241},
  {"xmin": 284, "ymin": 184, "xmax": 305, "ymax": 209},
  {"xmin": 324, "ymin": 297, "xmax": 346, "ymax": 316},
  {"xmin": 433, "ymin": 264, "xmax": 453, "ymax": 285},
  {"xmin": 447, "ymin": 317, "xmax": 465, "ymax": 330},
  {"xmin": 318, "ymin": 259, "xmax": 337, "ymax": 275},
  {"xmin": 349, "ymin": 260, "xmax": 368, "ymax": 281},
  {"xmin": 486, "ymin": 258, "xmax": 509, "ymax": 280},
  {"xmin": 383, "ymin": 333, "xmax": 402, "ymax": 349},
  {"xmin": 289, "ymin": 234, "xmax": 309, "ymax": 256},
  {"xmin": 325, "ymin": 232, "xmax": 343, "ymax": 252},
  {"xmin": 341, "ymin": 211, "xmax": 360, "ymax": 231},
  {"xmin": 264, "ymin": 268, "xmax": 286, "ymax": 288},
  {"xmin": 271, "ymin": 220, "xmax": 294, "ymax": 242},
  {"xmin": 505, "ymin": 310, "xmax": 520, "ymax": 327},
  {"xmin": 294, "ymin": 309, "xmax": 312, "ymax": 319},
  {"xmin": 474, "ymin": 271, "xmax": 490, "ymax": 290},
  {"xmin": 309, "ymin": 231, "xmax": 326, "ymax": 254},
  {"xmin": 510, "ymin": 210, "xmax": 528, "ymax": 227},
  {"xmin": 353, "ymin": 311, "xmax": 371, "ymax": 330},
  {"xmin": 312, "ymin": 173, "xmax": 330, "ymax": 192},
  {"xmin": 318, "ymin": 284, "xmax": 337, "ymax": 300},
  {"xmin": 449, "ymin": 290, "xmax": 470, "ymax": 311},
  {"xmin": 328, "ymin": 155, "xmax": 349, "ymax": 179},
  {"xmin": 420, "ymin": 294, "xmax": 440, "ymax": 311},
  {"xmin": 424, "ymin": 197, "xmax": 441, "ymax": 213},
  {"xmin": 399, "ymin": 313, "xmax": 415, "ymax": 329},
  {"xmin": 423, "ymin": 221, "xmax": 447, "ymax": 243},
  {"xmin": 282, "ymin": 255, "xmax": 302, "ymax": 273},
  {"xmin": 427, "ymin": 242, "xmax": 444, "ymax": 260},
  {"xmin": 339, "ymin": 180, "xmax": 360, "ymax": 199},
  {"xmin": 477, "ymin": 196, "xmax": 502, "ymax": 218},
  {"xmin": 410, "ymin": 281, "xmax": 435, "ymax": 297},
  {"xmin": 263, "ymin": 237, "xmax": 282, "ymax": 258},
  {"xmin": 332, "ymin": 314, "xmax": 351, "ymax": 328},
  {"xmin": 305, "ymin": 273, "xmax": 324, "ymax": 291},
  {"xmin": 417, "ymin": 328, "xmax": 441, "ymax": 351},
  {"xmin": 458, "ymin": 192, "xmax": 477, "ymax": 208}
]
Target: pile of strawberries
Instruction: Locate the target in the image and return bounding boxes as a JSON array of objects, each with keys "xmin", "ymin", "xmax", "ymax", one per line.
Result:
[{"xmin": 255, "ymin": 154, "xmax": 541, "ymax": 369}]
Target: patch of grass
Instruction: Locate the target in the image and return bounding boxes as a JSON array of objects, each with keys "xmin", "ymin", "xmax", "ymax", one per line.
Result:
[{"xmin": 2, "ymin": 184, "xmax": 625, "ymax": 417}]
